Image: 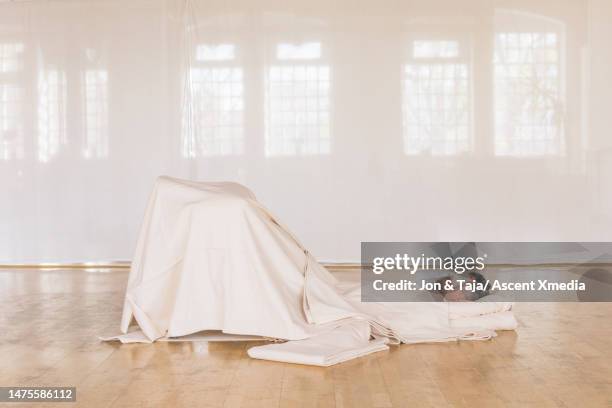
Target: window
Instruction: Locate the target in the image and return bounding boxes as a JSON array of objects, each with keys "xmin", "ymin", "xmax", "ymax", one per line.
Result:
[
  {"xmin": 0, "ymin": 43, "xmax": 25, "ymax": 160},
  {"xmin": 183, "ymin": 44, "xmax": 244, "ymax": 157},
  {"xmin": 494, "ymin": 32, "xmax": 564, "ymax": 156},
  {"xmin": 402, "ymin": 39, "xmax": 471, "ymax": 155},
  {"xmin": 82, "ymin": 69, "xmax": 108, "ymax": 159},
  {"xmin": 38, "ymin": 68, "xmax": 67, "ymax": 162},
  {"xmin": 265, "ymin": 42, "xmax": 330, "ymax": 156}
]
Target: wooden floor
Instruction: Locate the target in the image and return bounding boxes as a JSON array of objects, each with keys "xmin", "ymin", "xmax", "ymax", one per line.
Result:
[{"xmin": 0, "ymin": 268, "xmax": 611, "ymax": 408}]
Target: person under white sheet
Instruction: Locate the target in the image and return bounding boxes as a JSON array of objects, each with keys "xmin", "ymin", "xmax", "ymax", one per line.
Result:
[
  {"xmin": 437, "ymin": 271, "xmax": 491, "ymax": 301},
  {"xmin": 104, "ymin": 176, "xmax": 517, "ymax": 366}
]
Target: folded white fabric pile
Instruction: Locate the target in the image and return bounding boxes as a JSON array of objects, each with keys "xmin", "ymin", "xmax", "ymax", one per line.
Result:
[
  {"xmin": 447, "ymin": 301, "xmax": 517, "ymax": 331},
  {"xmin": 247, "ymin": 320, "xmax": 388, "ymax": 366}
]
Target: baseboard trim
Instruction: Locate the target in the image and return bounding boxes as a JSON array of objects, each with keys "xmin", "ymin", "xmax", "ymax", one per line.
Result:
[{"xmin": 0, "ymin": 262, "xmax": 131, "ymax": 270}]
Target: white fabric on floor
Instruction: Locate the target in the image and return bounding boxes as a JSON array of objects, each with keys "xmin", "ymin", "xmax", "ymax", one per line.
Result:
[
  {"xmin": 247, "ymin": 320, "xmax": 389, "ymax": 366},
  {"xmin": 100, "ymin": 330, "xmax": 264, "ymax": 343},
  {"xmin": 450, "ymin": 311, "xmax": 518, "ymax": 332},
  {"xmin": 110, "ymin": 176, "xmax": 517, "ymax": 365}
]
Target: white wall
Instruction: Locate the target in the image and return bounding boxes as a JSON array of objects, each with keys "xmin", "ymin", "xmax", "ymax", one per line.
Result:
[{"xmin": 0, "ymin": 0, "xmax": 610, "ymax": 263}]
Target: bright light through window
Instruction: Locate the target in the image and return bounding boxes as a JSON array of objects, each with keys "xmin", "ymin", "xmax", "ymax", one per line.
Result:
[
  {"xmin": 265, "ymin": 42, "xmax": 330, "ymax": 156},
  {"xmin": 0, "ymin": 43, "xmax": 25, "ymax": 160},
  {"xmin": 83, "ymin": 69, "xmax": 109, "ymax": 159},
  {"xmin": 0, "ymin": 43, "xmax": 24, "ymax": 73},
  {"xmin": 403, "ymin": 39, "xmax": 471, "ymax": 155},
  {"xmin": 38, "ymin": 69, "xmax": 67, "ymax": 162},
  {"xmin": 494, "ymin": 32, "xmax": 564, "ymax": 156},
  {"xmin": 183, "ymin": 44, "xmax": 244, "ymax": 157}
]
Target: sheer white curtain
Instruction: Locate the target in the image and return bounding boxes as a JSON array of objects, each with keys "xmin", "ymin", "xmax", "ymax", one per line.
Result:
[{"xmin": 0, "ymin": 0, "xmax": 611, "ymax": 263}]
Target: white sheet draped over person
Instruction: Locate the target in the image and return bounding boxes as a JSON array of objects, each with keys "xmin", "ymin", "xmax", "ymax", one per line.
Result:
[{"xmin": 102, "ymin": 176, "xmax": 516, "ymax": 366}]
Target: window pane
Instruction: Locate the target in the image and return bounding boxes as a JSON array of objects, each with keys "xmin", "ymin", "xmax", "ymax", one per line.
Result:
[
  {"xmin": 38, "ymin": 69, "xmax": 67, "ymax": 162},
  {"xmin": 402, "ymin": 54, "xmax": 471, "ymax": 155},
  {"xmin": 183, "ymin": 63, "xmax": 244, "ymax": 157},
  {"xmin": 83, "ymin": 69, "xmax": 109, "ymax": 159},
  {"xmin": 494, "ymin": 32, "xmax": 564, "ymax": 156},
  {"xmin": 265, "ymin": 59, "xmax": 330, "ymax": 156}
]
